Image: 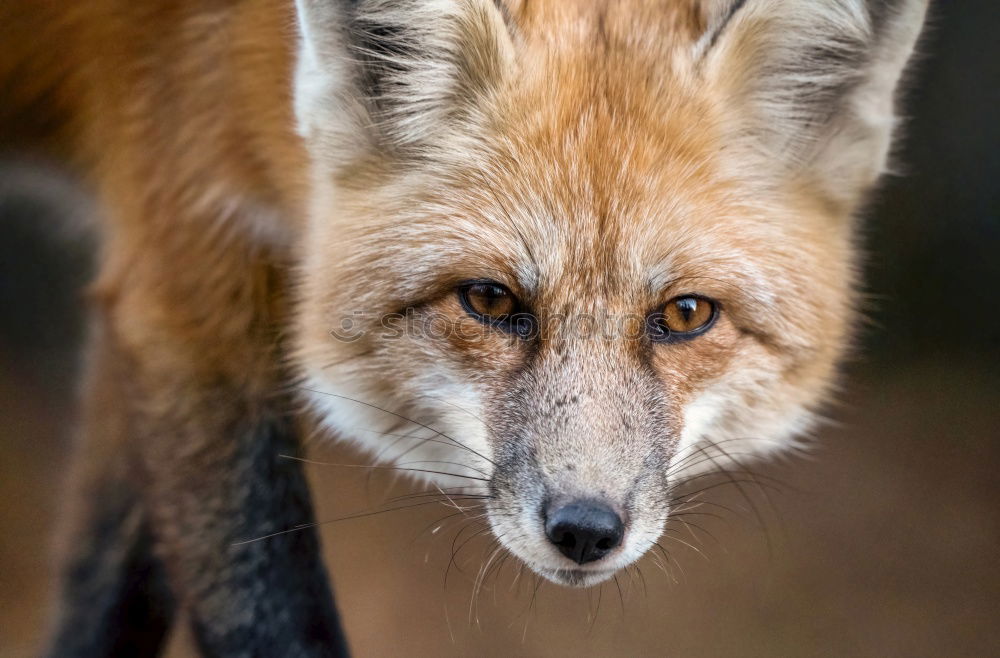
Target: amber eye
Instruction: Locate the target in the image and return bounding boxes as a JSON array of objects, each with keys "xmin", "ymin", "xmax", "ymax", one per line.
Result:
[
  {"xmin": 458, "ymin": 281, "xmax": 535, "ymax": 337},
  {"xmin": 461, "ymin": 282, "xmax": 515, "ymax": 318},
  {"xmin": 648, "ymin": 295, "xmax": 718, "ymax": 342},
  {"xmin": 458, "ymin": 281, "xmax": 535, "ymax": 338}
]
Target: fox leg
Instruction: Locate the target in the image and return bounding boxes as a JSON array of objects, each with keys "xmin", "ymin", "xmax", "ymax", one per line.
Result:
[
  {"xmin": 49, "ymin": 217, "xmax": 349, "ymax": 655},
  {"xmin": 46, "ymin": 329, "xmax": 175, "ymax": 657},
  {"xmin": 133, "ymin": 385, "xmax": 349, "ymax": 657},
  {"xmin": 46, "ymin": 474, "xmax": 175, "ymax": 657}
]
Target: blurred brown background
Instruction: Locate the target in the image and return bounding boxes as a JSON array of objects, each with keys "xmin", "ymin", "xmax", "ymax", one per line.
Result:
[{"xmin": 1, "ymin": 2, "xmax": 998, "ymax": 656}]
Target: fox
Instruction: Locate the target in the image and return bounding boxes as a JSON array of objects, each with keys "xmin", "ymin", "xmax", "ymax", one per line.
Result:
[{"xmin": 0, "ymin": 0, "xmax": 929, "ymax": 655}]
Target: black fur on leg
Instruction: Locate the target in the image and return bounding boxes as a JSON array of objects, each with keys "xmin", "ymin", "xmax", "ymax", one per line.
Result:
[
  {"xmin": 46, "ymin": 474, "xmax": 175, "ymax": 657},
  {"xmin": 180, "ymin": 415, "xmax": 350, "ymax": 658}
]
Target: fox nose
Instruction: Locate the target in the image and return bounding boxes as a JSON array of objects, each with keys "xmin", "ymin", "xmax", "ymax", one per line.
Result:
[{"xmin": 545, "ymin": 501, "xmax": 624, "ymax": 565}]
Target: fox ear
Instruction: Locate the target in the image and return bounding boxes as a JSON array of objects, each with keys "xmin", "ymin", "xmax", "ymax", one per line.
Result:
[
  {"xmin": 698, "ymin": 0, "xmax": 928, "ymax": 211},
  {"xmin": 294, "ymin": 0, "xmax": 515, "ymax": 163}
]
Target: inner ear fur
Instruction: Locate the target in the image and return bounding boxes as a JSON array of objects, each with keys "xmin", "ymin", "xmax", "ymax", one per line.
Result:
[
  {"xmin": 698, "ymin": 0, "xmax": 929, "ymax": 212},
  {"xmin": 296, "ymin": 0, "xmax": 515, "ymax": 160}
]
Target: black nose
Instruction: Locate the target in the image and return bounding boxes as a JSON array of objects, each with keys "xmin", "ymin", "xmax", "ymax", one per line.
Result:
[{"xmin": 544, "ymin": 501, "xmax": 625, "ymax": 565}]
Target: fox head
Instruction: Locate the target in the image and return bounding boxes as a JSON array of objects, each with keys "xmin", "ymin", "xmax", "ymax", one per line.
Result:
[{"xmin": 292, "ymin": 0, "xmax": 927, "ymax": 586}]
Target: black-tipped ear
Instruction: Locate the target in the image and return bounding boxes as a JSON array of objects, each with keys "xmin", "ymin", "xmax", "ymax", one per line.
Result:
[
  {"xmin": 294, "ymin": 0, "xmax": 514, "ymax": 161},
  {"xmin": 699, "ymin": 0, "xmax": 929, "ymax": 211}
]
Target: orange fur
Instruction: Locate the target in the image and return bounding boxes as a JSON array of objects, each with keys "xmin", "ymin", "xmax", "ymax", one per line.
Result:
[{"xmin": 1, "ymin": 0, "xmax": 927, "ymax": 648}]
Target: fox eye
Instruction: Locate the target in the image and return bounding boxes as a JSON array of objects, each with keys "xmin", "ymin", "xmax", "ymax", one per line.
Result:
[
  {"xmin": 648, "ymin": 295, "xmax": 718, "ymax": 342},
  {"xmin": 458, "ymin": 281, "xmax": 534, "ymax": 338}
]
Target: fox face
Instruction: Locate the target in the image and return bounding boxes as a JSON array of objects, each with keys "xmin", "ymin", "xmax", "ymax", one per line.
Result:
[{"xmin": 293, "ymin": 0, "xmax": 926, "ymax": 586}]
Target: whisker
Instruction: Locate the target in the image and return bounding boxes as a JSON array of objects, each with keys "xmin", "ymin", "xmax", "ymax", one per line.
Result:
[
  {"xmin": 692, "ymin": 443, "xmax": 777, "ymax": 557},
  {"xmin": 612, "ymin": 573, "xmax": 626, "ymax": 616},
  {"xmin": 232, "ymin": 497, "xmax": 483, "ymax": 546},
  {"xmin": 415, "ymin": 393, "xmax": 489, "ymax": 428},
  {"xmin": 297, "ymin": 386, "xmax": 498, "ymax": 467},
  {"xmin": 278, "ymin": 453, "xmax": 489, "ymax": 482},
  {"xmin": 397, "ymin": 459, "xmax": 491, "ymax": 479}
]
